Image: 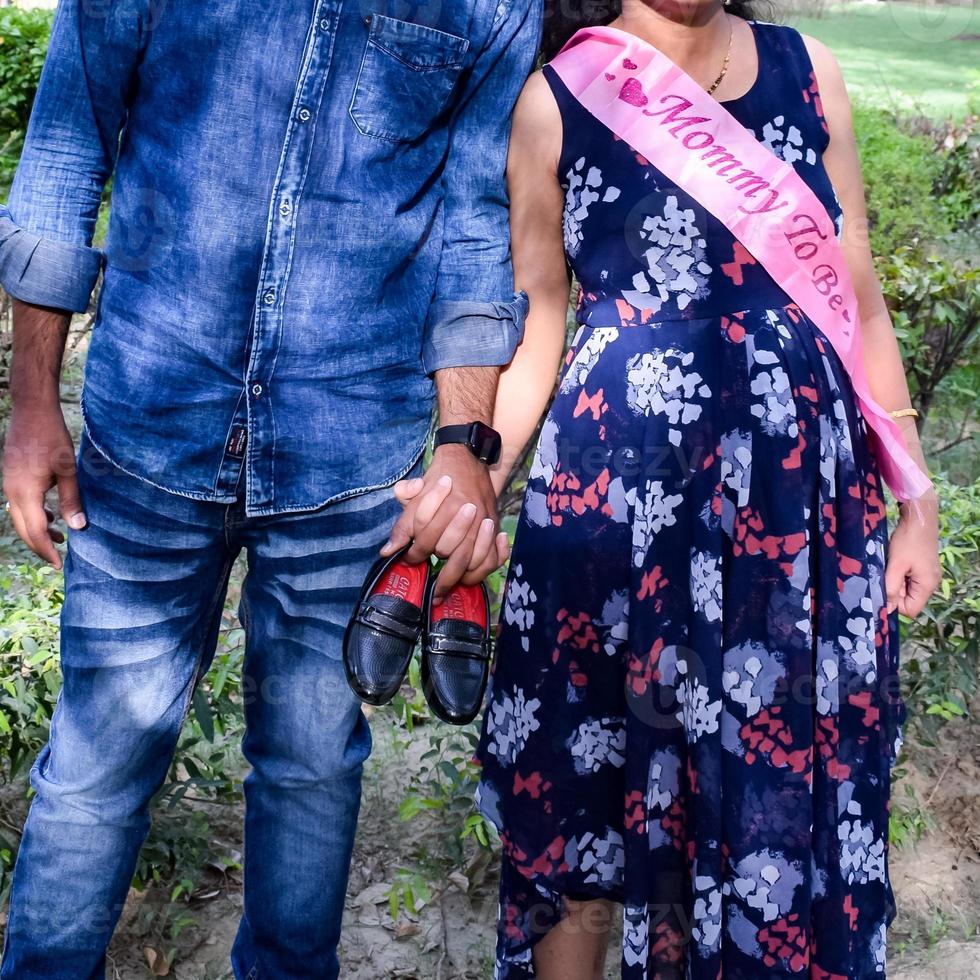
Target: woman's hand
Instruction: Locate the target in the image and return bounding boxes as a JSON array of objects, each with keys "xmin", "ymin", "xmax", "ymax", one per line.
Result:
[
  {"xmin": 384, "ymin": 450, "xmax": 510, "ymax": 596},
  {"xmin": 884, "ymin": 500, "xmax": 942, "ymax": 618}
]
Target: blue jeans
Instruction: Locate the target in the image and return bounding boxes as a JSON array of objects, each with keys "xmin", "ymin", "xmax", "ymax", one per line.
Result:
[{"xmin": 1, "ymin": 433, "xmax": 409, "ymax": 980}]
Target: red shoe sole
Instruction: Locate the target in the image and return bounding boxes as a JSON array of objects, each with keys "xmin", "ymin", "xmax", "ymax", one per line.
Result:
[
  {"xmin": 431, "ymin": 583, "xmax": 488, "ymax": 629},
  {"xmin": 369, "ymin": 559, "xmax": 428, "ymax": 609}
]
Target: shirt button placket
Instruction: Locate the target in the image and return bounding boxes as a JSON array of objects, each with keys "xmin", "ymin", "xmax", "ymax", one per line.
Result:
[{"xmin": 246, "ymin": 2, "xmax": 339, "ymax": 513}]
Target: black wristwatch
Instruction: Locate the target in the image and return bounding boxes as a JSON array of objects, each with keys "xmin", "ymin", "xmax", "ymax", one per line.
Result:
[{"xmin": 433, "ymin": 422, "xmax": 502, "ymax": 466}]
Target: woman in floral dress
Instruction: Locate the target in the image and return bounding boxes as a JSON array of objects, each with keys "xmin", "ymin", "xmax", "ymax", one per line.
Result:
[{"xmin": 474, "ymin": 2, "xmax": 941, "ymax": 978}]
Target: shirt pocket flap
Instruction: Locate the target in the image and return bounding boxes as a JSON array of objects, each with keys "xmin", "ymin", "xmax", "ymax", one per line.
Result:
[{"xmin": 366, "ymin": 14, "xmax": 470, "ymax": 70}]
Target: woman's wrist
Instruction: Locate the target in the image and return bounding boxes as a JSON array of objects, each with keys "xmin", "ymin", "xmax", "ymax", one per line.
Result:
[{"xmin": 898, "ymin": 491, "xmax": 939, "ymax": 523}]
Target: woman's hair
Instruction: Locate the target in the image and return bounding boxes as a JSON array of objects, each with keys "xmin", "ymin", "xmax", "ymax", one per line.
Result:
[{"xmin": 541, "ymin": 2, "xmax": 773, "ymax": 62}]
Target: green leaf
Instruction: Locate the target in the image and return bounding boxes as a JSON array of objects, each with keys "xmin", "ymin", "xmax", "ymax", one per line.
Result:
[{"xmin": 192, "ymin": 688, "xmax": 214, "ymax": 743}]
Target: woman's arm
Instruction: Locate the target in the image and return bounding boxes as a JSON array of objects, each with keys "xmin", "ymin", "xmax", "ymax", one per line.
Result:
[
  {"xmin": 490, "ymin": 71, "xmax": 573, "ymax": 497},
  {"xmin": 805, "ymin": 36, "xmax": 941, "ymax": 617}
]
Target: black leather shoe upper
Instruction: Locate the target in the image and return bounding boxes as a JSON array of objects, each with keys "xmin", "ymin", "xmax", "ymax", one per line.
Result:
[
  {"xmin": 343, "ymin": 548, "xmax": 429, "ymax": 706},
  {"xmin": 421, "ymin": 583, "xmax": 493, "ymax": 726}
]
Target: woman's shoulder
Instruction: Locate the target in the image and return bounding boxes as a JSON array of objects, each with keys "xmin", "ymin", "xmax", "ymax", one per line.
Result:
[
  {"xmin": 749, "ymin": 18, "xmax": 809, "ymax": 50},
  {"xmin": 797, "ymin": 32, "xmax": 846, "ymax": 91},
  {"xmin": 751, "ymin": 20, "xmax": 844, "ymax": 83},
  {"xmin": 750, "ymin": 20, "xmax": 849, "ymax": 122},
  {"xmin": 513, "ymin": 69, "xmax": 563, "ymax": 133},
  {"xmin": 509, "ymin": 69, "xmax": 564, "ymax": 173}
]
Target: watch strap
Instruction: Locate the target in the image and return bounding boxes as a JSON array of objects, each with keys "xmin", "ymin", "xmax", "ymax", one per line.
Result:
[
  {"xmin": 433, "ymin": 422, "xmax": 502, "ymax": 465},
  {"xmin": 434, "ymin": 424, "xmax": 474, "ymax": 448}
]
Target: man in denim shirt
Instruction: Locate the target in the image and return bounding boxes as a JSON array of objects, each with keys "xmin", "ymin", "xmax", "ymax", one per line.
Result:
[{"xmin": 0, "ymin": 1, "xmax": 541, "ymax": 976}]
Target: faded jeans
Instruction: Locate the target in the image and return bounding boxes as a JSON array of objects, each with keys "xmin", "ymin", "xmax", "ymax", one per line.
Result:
[{"xmin": 1, "ymin": 432, "xmax": 410, "ymax": 979}]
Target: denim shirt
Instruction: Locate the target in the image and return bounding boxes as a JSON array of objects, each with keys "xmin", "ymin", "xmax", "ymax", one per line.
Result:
[{"xmin": 0, "ymin": 0, "xmax": 541, "ymax": 515}]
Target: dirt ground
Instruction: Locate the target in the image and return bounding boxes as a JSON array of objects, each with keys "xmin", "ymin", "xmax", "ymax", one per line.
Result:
[{"xmin": 83, "ymin": 714, "xmax": 979, "ymax": 980}]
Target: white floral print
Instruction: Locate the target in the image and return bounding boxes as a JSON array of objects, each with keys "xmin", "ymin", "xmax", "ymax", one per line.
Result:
[
  {"xmin": 815, "ymin": 645, "xmax": 840, "ymax": 716},
  {"xmin": 623, "ymin": 196, "xmax": 712, "ymax": 313},
  {"xmin": 723, "ymin": 642, "xmax": 785, "ymax": 719},
  {"xmin": 676, "ymin": 671, "xmax": 723, "ymax": 743},
  {"xmin": 623, "ymin": 905, "xmax": 650, "ymax": 969},
  {"xmin": 871, "ymin": 921, "xmax": 888, "ymax": 973},
  {"xmin": 726, "ymin": 850, "xmax": 804, "ymax": 923},
  {"xmin": 575, "ymin": 828, "xmax": 625, "ymax": 887},
  {"xmin": 646, "ymin": 749, "xmax": 681, "ymax": 814},
  {"xmin": 842, "ymin": 605, "xmax": 878, "ymax": 684},
  {"xmin": 625, "ymin": 348, "xmax": 712, "ymax": 447},
  {"xmin": 560, "ymin": 327, "xmax": 619, "ymax": 394},
  {"xmin": 632, "ymin": 479, "xmax": 685, "ymax": 567},
  {"xmin": 692, "ymin": 865, "xmax": 723, "ymax": 954},
  {"xmin": 485, "ymin": 688, "xmax": 541, "ymax": 766},
  {"xmin": 759, "ymin": 115, "xmax": 817, "ymax": 166},
  {"xmin": 563, "ymin": 157, "xmax": 621, "ymax": 258},
  {"xmin": 568, "ymin": 717, "xmax": 626, "ymax": 773},
  {"xmin": 691, "ymin": 549, "xmax": 723, "ymax": 623},
  {"xmin": 501, "ymin": 564, "xmax": 537, "ymax": 651},
  {"xmin": 840, "ymin": 800, "xmax": 887, "ymax": 885},
  {"xmin": 720, "ymin": 428, "xmax": 754, "ymax": 508},
  {"xmin": 750, "ymin": 364, "xmax": 798, "ymax": 435}
]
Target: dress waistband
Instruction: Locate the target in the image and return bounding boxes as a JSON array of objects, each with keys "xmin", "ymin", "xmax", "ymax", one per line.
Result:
[{"xmin": 577, "ymin": 288, "xmax": 797, "ymax": 328}]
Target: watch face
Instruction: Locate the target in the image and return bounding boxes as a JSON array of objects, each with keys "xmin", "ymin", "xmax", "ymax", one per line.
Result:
[{"xmin": 470, "ymin": 422, "xmax": 502, "ymax": 464}]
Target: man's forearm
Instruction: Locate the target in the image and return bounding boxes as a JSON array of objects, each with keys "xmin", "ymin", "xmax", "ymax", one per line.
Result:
[
  {"xmin": 10, "ymin": 298, "xmax": 71, "ymax": 414},
  {"xmin": 383, "ymin": 364, "xmax": 506, "ymax": 589},
  {"xmin": 3, "ymin": 298, "xmax": 84, "ymax": 568},
  {"xmin": 434, "ymin": 365, "xmax": 500, "ymax": 427}
]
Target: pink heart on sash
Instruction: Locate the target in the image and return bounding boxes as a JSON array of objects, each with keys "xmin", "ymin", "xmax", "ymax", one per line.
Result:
[
  {"xmin": 623, "ymin": 58, "xmax": 638, "ymax": 70},
  {"xmin": 604, "ymin": 72, "xmax": 616, "ymax": 81},
  {"xmin": 619, "ymin": 78, "xmax": 648, "ymax": 107}
]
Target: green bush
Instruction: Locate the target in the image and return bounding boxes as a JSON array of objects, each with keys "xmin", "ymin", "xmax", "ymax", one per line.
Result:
[
  {"xmin": 0, "ymin": 550, "xmax": 245, "ymax": 907},
  {"xmin": 877, "ymin": 248, "xmax": 980, "ymax": 422},
  {"xmin": 852, "ymin": 104, "xmax": 950, "ymax": 258},
  {"xmin": 900, "ymin": 476, "xmax": 980, "ymax": 745},
  {"xmin": 934, "ymin": 117, "xmax": 980, "ymax": 236},
  {"xmin": 899, "ymin": 112, "xmax": 980, "ymax": 238},
  {"xmin": 0, "ymin": 7, "xmax": 52, "ymax": 196},
  {"xmin": 0, "ymin": 561, "xmax": 61, "ymax": 782}
]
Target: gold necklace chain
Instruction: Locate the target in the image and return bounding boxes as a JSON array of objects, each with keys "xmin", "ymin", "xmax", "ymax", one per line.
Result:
[{"xmin": 707, "ymin": 16, "xmax": 735, "ymax": 96}]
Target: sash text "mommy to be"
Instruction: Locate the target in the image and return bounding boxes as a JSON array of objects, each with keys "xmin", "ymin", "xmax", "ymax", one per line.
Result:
[{"xmin": 640, "ymin": 92, "xmax": 853, "ymax": 332}]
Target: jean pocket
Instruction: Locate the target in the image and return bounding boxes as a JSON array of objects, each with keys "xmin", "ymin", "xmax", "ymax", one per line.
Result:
[{"xmin": 349, "ymin": 14, "xmax": 469, "ymax": 143}]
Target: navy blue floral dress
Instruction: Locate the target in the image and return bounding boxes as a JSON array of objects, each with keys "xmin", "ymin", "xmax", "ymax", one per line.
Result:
[{"xmin": 476, "ymin": 22, "xmax": 903, "ymax": 980}]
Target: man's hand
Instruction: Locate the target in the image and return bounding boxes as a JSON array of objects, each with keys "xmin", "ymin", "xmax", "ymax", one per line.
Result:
[
  {"xmin": 381, "ymin": 444, "xmax": 509, "ymax": 599},
  {"xmin": 3, "ymin": 406, "xmax": 85, "ymax": 569},
  {"xmin": 3, "ymin": 298, "xmax": 81, "ymax": 568}
]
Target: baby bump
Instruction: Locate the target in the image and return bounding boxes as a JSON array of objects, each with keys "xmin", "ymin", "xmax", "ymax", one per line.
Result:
[{"xmin": 524, "ymin": 307, "xmax": 872, "ymax": 540}]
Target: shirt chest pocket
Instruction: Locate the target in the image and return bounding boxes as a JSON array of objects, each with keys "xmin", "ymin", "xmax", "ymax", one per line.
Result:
[{"xmin": 350, "ymin": 14, "xmax": 470, "ymax": 143}]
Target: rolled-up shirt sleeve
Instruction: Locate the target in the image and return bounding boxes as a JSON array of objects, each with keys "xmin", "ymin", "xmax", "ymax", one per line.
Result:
[
  {"xmin": 421, "ymin": 0, "xmax": 542, "ymax": 376},
  {"xmin": 0, "ymin": 0, "xmax": 144, "ymax": 312}
]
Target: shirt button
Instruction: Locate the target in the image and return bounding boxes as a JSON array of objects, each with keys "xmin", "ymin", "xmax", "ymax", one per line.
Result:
[
  {"xmin": 263, "ymin": 289, "xmax": 276, "ymax": 305},
  {"xmin": 320, "ymin": 18, "xmax": 330, "ymax": 31},
  {"xmin": 297, "ymin": 107, "xmax": 311, "ymax": 122},
  {"xmin": 279, "ymin": 200, "xmax": 292, "ymax": 218},
  {"xmin": 252, "ymin": 383, "xmax": 263, "ymax": 397}
]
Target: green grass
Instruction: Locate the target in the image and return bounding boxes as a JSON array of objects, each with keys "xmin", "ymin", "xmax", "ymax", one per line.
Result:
[{"xmin": 787, "ymin": 1, "xmax": 979, "ymax": 118}]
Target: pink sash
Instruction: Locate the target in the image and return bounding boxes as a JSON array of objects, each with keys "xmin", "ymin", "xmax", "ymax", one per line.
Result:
[{"xmin": 550, "ymin": 27, "xmax": 931, "ymax": 503}]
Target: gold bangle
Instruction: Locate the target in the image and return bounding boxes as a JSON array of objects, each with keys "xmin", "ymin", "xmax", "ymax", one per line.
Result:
[{"xmin": 889, "ymin": 408, "xmax": 919, "ymax": 420}]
